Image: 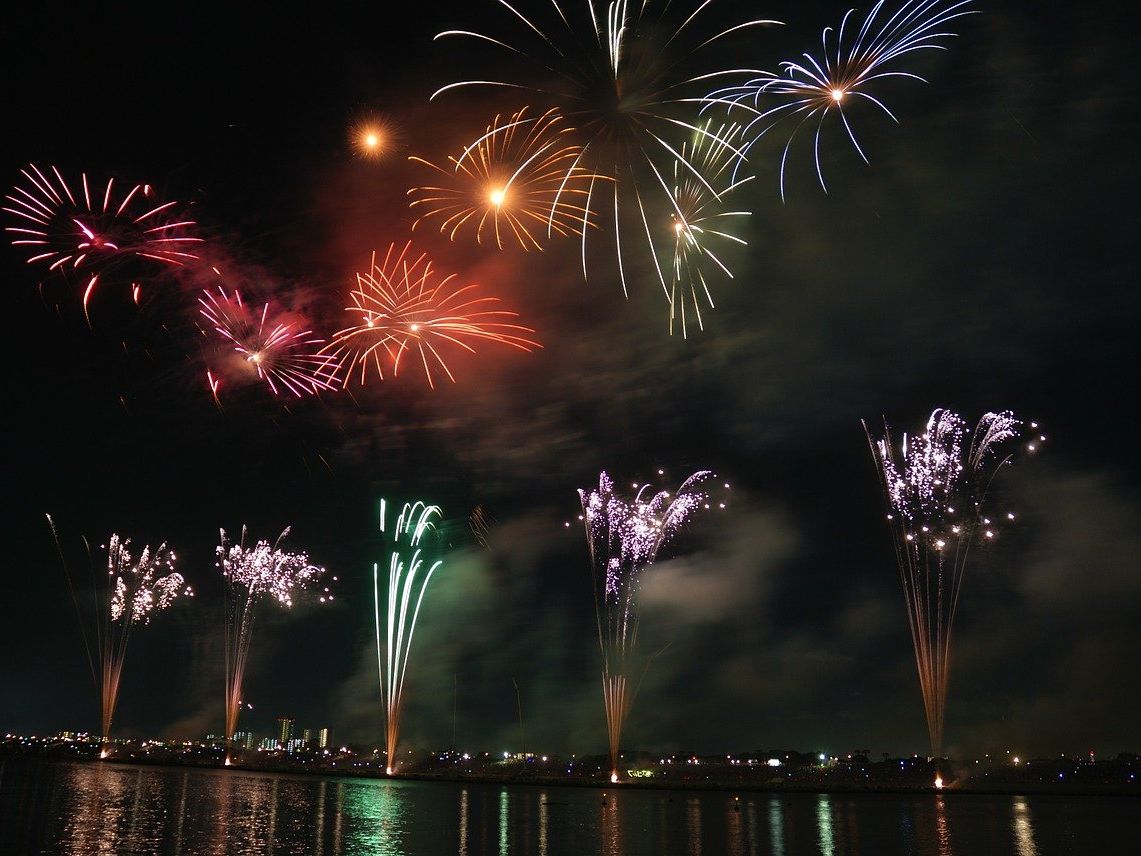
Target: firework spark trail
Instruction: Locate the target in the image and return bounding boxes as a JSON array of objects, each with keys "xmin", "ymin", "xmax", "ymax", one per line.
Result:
[
  {"xmin": 469, "ymin": 505, "xmax": 493, "ymax": 551},
  {"xmin": 218, "ymin": 527, "xmax": 329, "ymax": 764},
  {"xmin": 198, "ymin": 277, "xmax": 339, "ymax": 398},
  {"xmin": 409, "ymin": 107, "xmax": 599, "ymax": 251},
  {"xmin": 97, "ymin": 536, "xmax": 192, "ymax": 756},
  {"xmin": 373, "ymin": 499, "xmax": 445, "ymax": 774},
  {"xmin": 3, "ymin": 164, "xmax": 202, "ymax": 319},
  {"xmin": 667, "ymin": 120, "xmax": 752, "ymax": 337},
  {"xmin": 577, "ymin": 469, "xmax": 721, "ymax": 782},
  {"xmin": 324, "ymin": 242, "xmax": 540, "ymax": 390},
  {"xmin": 432, "ymin": 1, "xmax": 778, "ymax": 304},
  {"xmin": 44, "ymin": 517, "xmax": 191, "ymax": 758},
  {"xmin": 709, "ymin": 0, "xmax": 975, "ymax": 199},
  {"xmin": 864, "ymin": 408, "xmax": 1042, "ymax": 756}
]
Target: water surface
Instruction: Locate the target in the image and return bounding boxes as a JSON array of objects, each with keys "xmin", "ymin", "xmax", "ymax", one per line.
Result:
[{"xmin": 0, "ymin": 759, "xmax": 1133, "ymax": 854}]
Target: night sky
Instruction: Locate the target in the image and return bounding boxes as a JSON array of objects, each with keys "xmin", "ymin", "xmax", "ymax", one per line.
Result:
[{"xmin": 2, "ymin": 2, "xmax": 1137, "ymax": 760}]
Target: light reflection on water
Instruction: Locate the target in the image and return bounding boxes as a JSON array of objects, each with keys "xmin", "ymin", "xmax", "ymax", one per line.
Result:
[
  {"xmin": 0, "ymin": 760, "xmax": 1135, "ymax": 855},
  {"xmin": 1012, "ymin": 796, "xmax": 1038, "ymax": 856}
]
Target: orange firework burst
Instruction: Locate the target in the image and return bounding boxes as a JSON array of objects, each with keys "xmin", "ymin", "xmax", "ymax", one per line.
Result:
[
  {"xmin": 408, "ymin": 107, "xmax": 597, "ymax": 251},
  {"xmin": 3, "ymin": 164, "xmax": 201, "ymax": 318},
  {"xmin": 350, "ymin": 115, "xmax": 394, "ymax": 159},
  {"xmin": 324, "ymin": 242, "xmax": 540, "ymax": 389},
  {"xmin": 199, "ymin": 278, "xmax": 338, "ymax": 398}
]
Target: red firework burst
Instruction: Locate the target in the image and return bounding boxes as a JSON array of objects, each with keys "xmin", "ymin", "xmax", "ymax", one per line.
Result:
[
  {"xmin": 199, "ymin": 282, "xmax": 337, "ymax": 398},
  {"xmin": 325, "ymin": 242, "xmax": 539, "ymax": 389},
  {"xmin": 3, "ymin": 164, "xmax": 201, "ymax": 318}
]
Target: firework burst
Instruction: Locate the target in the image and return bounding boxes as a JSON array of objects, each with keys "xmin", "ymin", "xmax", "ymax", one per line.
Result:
[
  {"xmin": 577, "ymin": 469, "xmax": 723, "ymax": 781},
  {"xmin": 324, "ymin": 242, "xmax": 540, "ymax": 390},
  {"xmin": 3, "ymin": 164, "xmax": 201, "ymax": 319},
  {"xmin": 409, "ymin": 107, "xmax": 597, "ymax": 251},
  {"xmin": 218, "ymin": 526, "xmax": 329, "ymax": 763},
  {"xmin": 46, "ymin": 517, "xmax": 192, "ymax": 759},
  {"xmin": 198, "ymin": 278, "xmax": 338, "ymax": 398},
  {"xmin": 864, "ymin": 408, "xmax": 1042, "ymax": 755},
  {"xmin": 710, "ymin": 0, "xmax": 976, "ymax": 199},
  {"xmin": 432, "ymin": 0, "xmax": 777, "ymax": 302},
  {"xmin": 98, "ymin": 536, "xmax": 191, "ymax": 755},
  {"xmin": 374, "ymin": 499, "xmax": 446, "ymax": 774},
  {"xmin": 666, "ymin": 121, "xmax": 752, "ymax": 337}
]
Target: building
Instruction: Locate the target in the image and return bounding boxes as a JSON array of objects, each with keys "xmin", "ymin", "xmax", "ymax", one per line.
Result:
[
  {"xmin": 233, "ymin": 731, "xmax": 254, "ymax": 750},
  {"xmin": 318, "ymin": 728, "xmax": 330, "ymax": 750},
  {"xmin": 276, "ymin": 717, "xmax": 294, "ymax": 749}
]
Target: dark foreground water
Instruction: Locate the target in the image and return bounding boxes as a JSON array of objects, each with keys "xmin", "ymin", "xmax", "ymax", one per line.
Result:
[{"xmin": 0, "ymin": 760, "xmax": 1135, "ymax": 855}]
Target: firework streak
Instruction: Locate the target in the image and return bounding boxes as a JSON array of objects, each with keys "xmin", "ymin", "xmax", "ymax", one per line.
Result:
[
  {"xmin": 864, "ymin": 408, "xmax": 1041, "ymax": 755},
  {"xmin": 578, "ymin": 470, "xmax": 717, "ymax": 781},
  {"xmin": 374, "ymin": 499, "xmax": 446, "ymax": 774},
  {"xmin": 4, "ymin": 164, "xmax": 201, "ymax": 319},
  {"xmin": 710, "ymin": 0, "xmax": 976, "ymax": 198},
  {"xmin": 432, "ymin": 0, "xmax": 776, "ymax": 318},
  {"xmin": 217, "ymin": 527, "xmax": 328, "ymax": 763},
  {"xmin": 325, "ymin": 242, "xmax": 539, "ymax": 389}
]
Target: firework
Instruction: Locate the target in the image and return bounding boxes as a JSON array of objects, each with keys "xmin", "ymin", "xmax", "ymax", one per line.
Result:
[
  {"xmin": 374, "ymin": 499, "xmax": 446, "ymax": 774},
  {"xmin": 46, "ymin": 517, "xmax": 191, "ymax": 758},
  {"xmin": 3, "ymin": 164, "xmax": 201, "ymax": 318},
  {"xmin": 324, "ymin": 242, "xmax": 540, "ymax": 389},
  {"xmin": 198, "ymin": 279, "xmax": 338, "ymax": 398},
  {"xmin": 577, "ymin": 469, "xmax": 720, "ymax": 781},
  {"xmin": 666, "ymin": 121, "xmax": 752, "ymax": 337},
  {"xmin": 218, "ymin": 526, "xmax": 329, "ymax": 763},
  {"xmin": 432, "ymin": 1, "xmax": 777, "ymax": 301},
  {"xmin": 99, "ymin": 536, "xmax": 191, "ymax": 756},
  {"xmin": 469, "ymin": 504, "xmax": 493, "ymax": 551},
  {"xmin": 864, "ymin": 408, "xmax": 1042, "ymax": 755},
  {"xmin": 350, "ymin": 116, "xmax": 394, "ymax": 159},
  {"xmin": 710, "ymin": 0, "xmax": 975, "ymax": 199},
  {"xmin": 409, "ymin": 107, "xmax": 597, "ymax": 251}
]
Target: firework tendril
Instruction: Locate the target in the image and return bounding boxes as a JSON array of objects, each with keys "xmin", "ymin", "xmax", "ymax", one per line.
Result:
[
  {"xmin": 373, "ymin": 499, "xmax": 446, "ymax": 775},
  {"xmin": 578, "ymin": 469, "xmax": 717, "ymax": 782},
  {"xmin": 3, "ymin": 164, "xmax": 201, "ymax": 319},
  {"xmin": 218, "ymin": 526, "xmax": 328, "ymax": 763},
  {"xmin": 864, "ymin": 408, "xmax": 1042, "ymax": 755}
]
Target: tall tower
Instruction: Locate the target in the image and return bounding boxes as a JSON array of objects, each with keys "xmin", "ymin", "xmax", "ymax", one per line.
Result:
[{"xmin": 276, "ymin": 717, "xmax": 294, "ymax": 749}]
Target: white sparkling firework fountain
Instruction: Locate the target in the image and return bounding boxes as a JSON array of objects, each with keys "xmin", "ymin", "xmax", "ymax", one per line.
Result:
[
  {"xmin": 373, "ymin": 499, "xmax": 446, "ymax": 775},
  {"xmin": 577, "ymin": 470, "xmax": 719, "ymax": 782},
  {"xmin": 864, "ymin": 409, "xmax": 1042, "ymax": 756},
  {"xmin": 217, "ymin": 526, "xmax": 329, "ymax": 764},
  {"xmin": 99, "ymin": 535, "xmax": 191, "ymax": 757},
  {"xmin": 46, "ymin": 517, "xmax": 193, "ymax": 759}
]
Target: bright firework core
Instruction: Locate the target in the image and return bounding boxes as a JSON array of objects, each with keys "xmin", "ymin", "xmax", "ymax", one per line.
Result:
[{"xmin": 488, "ymin": 187, "xmax": 506, "ymax": 207}]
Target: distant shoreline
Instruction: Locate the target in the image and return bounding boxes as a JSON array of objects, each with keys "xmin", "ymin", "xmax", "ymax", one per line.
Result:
[{"xmin": 5, "ymin": 749, "xmax": 1136, "ymax": 798}]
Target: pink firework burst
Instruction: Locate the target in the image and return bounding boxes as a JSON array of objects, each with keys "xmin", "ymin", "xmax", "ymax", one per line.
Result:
[
  {"xmin": 324, "ymin": 242, "xmax": 540, "ymax": 389},
  {"xmin": 3, "ymin": 164, "xmax": 201, "ymax": 317},
  {"xmin": 198, "ymin": 281, "xmax": 337, "ymax": 398}
]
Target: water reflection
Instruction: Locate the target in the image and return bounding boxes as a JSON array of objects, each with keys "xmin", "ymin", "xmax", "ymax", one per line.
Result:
[
  {"xmin": 768, "ymin": 797, "xmax": 785, "ymax": 856},
  {"xmin": 5, "ymin": 760, "xmax": 1130, "ymax": 856},
  {"xmin": 499, "ymin": 787, "xmax": 509, "ymax": 855},
  {"xmin": 601, "ymin": 790, "xmax": 621, "ymax": 856},
  {"xmin": 1012, "ymin": 796, "xmax": 1038, "ymax": 856},
  {"xmin": 538, "ymin": 790, "xmax": 549, "ymax": 856},
  {"xmin": 342, "ymin": 779, "xmax": 406, "ymax": 855},
  {"xmin": 458, "ymin": 787, "xmax": 469, "ymax": 856},
  {"xmin": 726, "ymin": 798, "xmax": 743, "ymax": 855},
  {"xmin": 934, "ymin": 795, "xmax": 952, "ymax": 856},
  {"xmin": 816, "ymin": 795, "xmax": 834, "ymax": 856}
]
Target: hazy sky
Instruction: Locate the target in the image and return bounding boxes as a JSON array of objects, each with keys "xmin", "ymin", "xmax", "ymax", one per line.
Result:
[{"xmin": 2, "ymin": 2, "xmax": 1137, "ymax": 759}]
